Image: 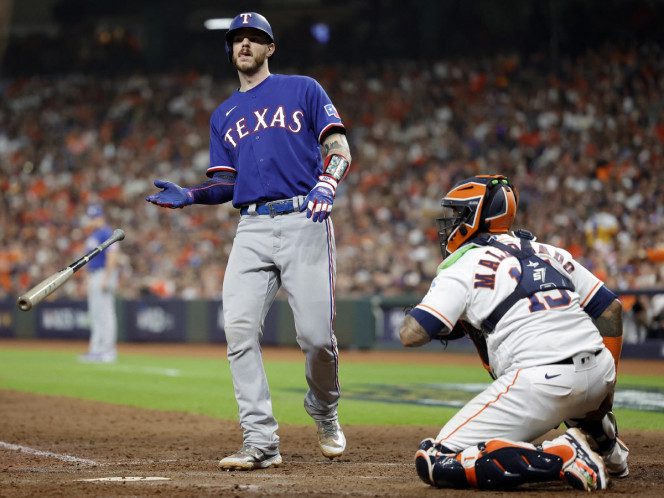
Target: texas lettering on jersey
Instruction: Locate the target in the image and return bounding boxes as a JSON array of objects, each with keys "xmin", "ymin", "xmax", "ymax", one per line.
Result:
[
  {"xmin": 224, "ymin": 106, "xmax": 305, "ymax": 147},
  {"xmin": 208, "ymin": 74, "xmax": 344, "ymax": 207}
]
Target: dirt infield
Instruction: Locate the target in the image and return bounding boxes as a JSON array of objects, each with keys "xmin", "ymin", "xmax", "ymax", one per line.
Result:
[{"xmin": 1, "ymin": 341, "xmax": 664, "ymax": 497}]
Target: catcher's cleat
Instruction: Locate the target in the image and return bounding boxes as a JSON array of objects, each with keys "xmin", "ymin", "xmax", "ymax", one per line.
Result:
[
  {"xmin": 316, "ymin": 419, "xmax": 346, "ymax": 459},
  {"xmin": 219, "ymin": 446, "xmax": 282, "ymax": 470},
  {"xmin": 544, "ymin": 429, "xmax": 608, "ymax": 491}
]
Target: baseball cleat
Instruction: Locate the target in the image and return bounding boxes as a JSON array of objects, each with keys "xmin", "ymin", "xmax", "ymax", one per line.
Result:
[
  {"xmin": 316, "ymin": 419, "xmax": 346, "ymax": 458},
  {"xmin": 219, "ymin": 446, "xmax": 282, "ymax": 470},
  {"xmin": 561, "ymin": 429, "xmax": 609, "ymax": 491},
  {"xmin": 78, "ymin": 352, "xmax": 116, "ymax": 363}
]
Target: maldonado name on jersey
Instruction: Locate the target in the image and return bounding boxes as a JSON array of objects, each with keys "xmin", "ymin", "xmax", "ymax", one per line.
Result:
[{"xmin": 224, "ymin": 106, "xmax": 305, "ymax": 147}]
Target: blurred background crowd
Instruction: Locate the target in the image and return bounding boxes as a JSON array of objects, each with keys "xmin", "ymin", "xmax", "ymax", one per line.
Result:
[{"xmin": 0, "ymin": 0, "xmax": 663, "ymax": 340}]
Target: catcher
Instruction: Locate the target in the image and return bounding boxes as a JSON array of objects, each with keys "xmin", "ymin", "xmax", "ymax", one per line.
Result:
[{"xmin": 399, "ymin": 175, "xmax": 628, "ymax": 491}]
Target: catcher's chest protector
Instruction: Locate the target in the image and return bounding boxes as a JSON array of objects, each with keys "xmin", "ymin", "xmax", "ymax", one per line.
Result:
[{"xmin": 476, "ymin": 233, "xmax": 575, "ymax": 333}]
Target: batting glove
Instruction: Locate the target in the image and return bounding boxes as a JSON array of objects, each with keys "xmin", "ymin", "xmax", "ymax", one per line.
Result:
[
  {"xmin": 146, "ymin": 179, "xmax": 194, "ymax": 209},
  {"xmin": 300, "ymin": 175, "xmax": 336, "ymax": 222}
]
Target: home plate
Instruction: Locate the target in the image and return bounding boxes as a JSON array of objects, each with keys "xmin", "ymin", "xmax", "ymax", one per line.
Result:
[{"xmin": 78, "ymin": 477, "xmax": 171, "ymax": 482}]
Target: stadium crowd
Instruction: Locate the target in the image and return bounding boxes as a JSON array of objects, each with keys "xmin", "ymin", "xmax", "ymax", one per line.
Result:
[{"xmin": 1, "ymin": 43, "xmax": 663, "ymax": 338}]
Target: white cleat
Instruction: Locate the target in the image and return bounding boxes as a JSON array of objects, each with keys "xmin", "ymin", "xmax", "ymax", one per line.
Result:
[
  {"xmin": 561, "ymin": 428, "xmax": 609, "ymax": 491},
  {"xmin": 219, "ymin": 446, "xmax": 282, "ymax": 471},
  {"xmin": 316, "ymin": 419, "xmax": 346, "ymax": 459}
]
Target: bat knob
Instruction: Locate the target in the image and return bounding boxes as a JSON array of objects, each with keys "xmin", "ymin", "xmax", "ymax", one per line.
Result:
[{"xmin": 113, "ymin": 229, "xmax": 126, "ymax": 241}]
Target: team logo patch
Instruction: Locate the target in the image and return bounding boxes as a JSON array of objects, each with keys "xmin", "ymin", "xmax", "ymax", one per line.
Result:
[{"xmin": 324, "ymin": 104, "xmax": 339, "ymax": 118}]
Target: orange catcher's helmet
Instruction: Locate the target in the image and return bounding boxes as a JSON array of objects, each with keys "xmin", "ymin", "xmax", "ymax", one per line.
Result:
[{"xmin": 437, "ymin": 175, "xmax": 518, "ymax": 256}]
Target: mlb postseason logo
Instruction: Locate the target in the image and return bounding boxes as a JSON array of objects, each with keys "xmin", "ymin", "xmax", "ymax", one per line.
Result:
[{"xmin": 324, "ymin": 104, "xmax": 339, "ymax": 118}]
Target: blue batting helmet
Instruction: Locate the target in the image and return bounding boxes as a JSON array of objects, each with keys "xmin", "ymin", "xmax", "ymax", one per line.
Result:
[
  {"xmin": 225, "ymin": 12, "xmax": 275, "ymax": 62},
  {"xmin": 86, "ymin": 203, "xmax": 104, "ymax": 219}
]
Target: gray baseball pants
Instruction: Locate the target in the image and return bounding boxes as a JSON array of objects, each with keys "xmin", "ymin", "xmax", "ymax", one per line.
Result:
[
  {"xmin": 87, "ymin": 270, "xmax": 118, "ymax": 356},
  {"xmin": 222, "ymin": 210, "xmax": 340, "ymax": 454}
]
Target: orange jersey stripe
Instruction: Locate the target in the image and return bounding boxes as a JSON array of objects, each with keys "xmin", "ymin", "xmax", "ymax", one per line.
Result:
[
  {"xmin": 416, "ymin": 304, "xmax": 454, "ymax": 329},
  {"xmin": 580, "ymin": 281, "xmax": 601, "ymax": 307}
]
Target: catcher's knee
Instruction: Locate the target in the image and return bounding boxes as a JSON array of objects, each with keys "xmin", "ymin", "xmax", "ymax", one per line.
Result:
[{"xmin": 415, "ymin": 439, "xmax": 564, "ymax": 490}]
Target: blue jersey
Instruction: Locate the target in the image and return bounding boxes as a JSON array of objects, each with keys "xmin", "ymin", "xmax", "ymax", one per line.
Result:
[
  {"xmin": 207, "ymin": 74, "xmax": 345, "ymax": 207},
  {"xmin": 86, "ymin": 226, "xmax": 113, "ymax": 271}
]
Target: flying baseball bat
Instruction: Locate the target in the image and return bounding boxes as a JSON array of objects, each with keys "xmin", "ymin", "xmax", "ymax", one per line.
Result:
[{"xmin": 17, "ymin": 229, "xmax": 125, "ymax": 312}]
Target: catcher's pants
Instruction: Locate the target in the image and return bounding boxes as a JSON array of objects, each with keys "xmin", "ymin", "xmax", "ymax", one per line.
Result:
[
  {"xmin": 435, "ymin": 348, "xmax": 615, "ymax": 452},
  {"xmin": 223, "ymin": 211, "xmax": 340, "ymax": 454}
]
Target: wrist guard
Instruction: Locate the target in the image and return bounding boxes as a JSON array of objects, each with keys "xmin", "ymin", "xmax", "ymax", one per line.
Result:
[{"xmin": 323, "ymin": 153, "xmax": 350, "ymax": 183}]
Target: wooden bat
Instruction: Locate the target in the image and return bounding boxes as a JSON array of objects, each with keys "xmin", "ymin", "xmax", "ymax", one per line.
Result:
[{"xmin": 17, "ymin": 229, "xmax": 125, "ymax": 312}]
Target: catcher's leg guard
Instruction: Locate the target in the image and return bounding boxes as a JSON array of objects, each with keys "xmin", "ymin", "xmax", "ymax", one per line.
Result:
[
  {"xmin": 468, "ymin": 440, "xmax": 564, "ymax": 489},
  {"xmin": 415, "ymin": 439, "xmax": 564, "ymax": 490}
]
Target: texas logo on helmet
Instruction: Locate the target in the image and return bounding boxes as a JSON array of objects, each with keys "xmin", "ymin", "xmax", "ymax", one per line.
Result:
[{"xmin": 224, "ymin": 12, "xmax": 275, "ymax": 62}]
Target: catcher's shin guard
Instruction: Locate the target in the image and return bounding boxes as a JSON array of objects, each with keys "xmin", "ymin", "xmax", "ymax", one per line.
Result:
[{"xmin": 415, "ymin": 439, "xmax": 563, "ymax": 490}]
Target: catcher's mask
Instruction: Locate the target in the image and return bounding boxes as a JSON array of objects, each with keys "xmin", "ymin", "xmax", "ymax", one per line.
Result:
[{"xmin": 436, "ymin": 175, "xmax": 518, "ymax": 257}]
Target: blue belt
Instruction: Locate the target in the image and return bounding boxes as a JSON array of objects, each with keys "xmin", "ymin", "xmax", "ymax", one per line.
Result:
[{"xmin": 240, "ymin": 197, "xmax": 302, "ymax": 217}]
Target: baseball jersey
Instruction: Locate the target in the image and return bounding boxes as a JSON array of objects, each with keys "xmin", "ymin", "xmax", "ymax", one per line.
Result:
[
  {"xmin": 207, "ymin": 74, "xmax": 345, "ymax": 207},
  {"xmin": 86, "ymin": 226, "xmax": 114, "ymax": 271},
  {"xmin": 412, "ymin": 233, "xmax": 607, "ymax": 377}
]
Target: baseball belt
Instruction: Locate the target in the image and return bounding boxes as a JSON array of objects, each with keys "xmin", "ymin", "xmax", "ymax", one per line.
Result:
[{"xmin": 240, "ymin": 196, "xmax": 305, "ymax": 217}]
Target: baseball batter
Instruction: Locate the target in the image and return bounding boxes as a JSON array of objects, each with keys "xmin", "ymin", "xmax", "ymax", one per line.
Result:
[
  {"xmin": 146, "ymin": 12, "xmax": 351, "ymax": 470},
  {"xmin": 79, "ymin": 204, "xmax": 119, "ymax": 363},
  {"xmin": 400, "ymin": 175, "xmax": 628, "ymax": 491}
]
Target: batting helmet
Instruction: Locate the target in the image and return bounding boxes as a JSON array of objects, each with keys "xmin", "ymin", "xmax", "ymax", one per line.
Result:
[
  {"xmin": 437, "ymin": 175, "xmax": 518, "ymax": 256},
  {"xmin": 225, "ymin": 12, "xmax": 275, "ymax": 63}
]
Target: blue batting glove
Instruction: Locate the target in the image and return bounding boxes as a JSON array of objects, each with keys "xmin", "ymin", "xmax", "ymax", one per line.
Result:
[
  {"xmin": 300, "ymin": 179, "xmax": 335, "ymax": 222},
  {"xmin": 146, "ymin": 179, "xmax": 193, "ymax": 209}
]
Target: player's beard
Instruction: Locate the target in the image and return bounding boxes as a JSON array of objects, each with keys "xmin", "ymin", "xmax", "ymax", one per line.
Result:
[{"xmin": 233, "ymin": 50, "xmax": 268, "ymax": 76}]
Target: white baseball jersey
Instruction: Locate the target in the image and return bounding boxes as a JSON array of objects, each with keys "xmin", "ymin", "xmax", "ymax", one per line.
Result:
[{"xmin": 414, "ymin": 233, "xmax": 605, "ymax": 378}]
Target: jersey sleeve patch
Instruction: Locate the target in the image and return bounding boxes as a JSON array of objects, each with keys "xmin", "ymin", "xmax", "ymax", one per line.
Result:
[
  {"xmin": 583, "ymin": 285, "xmax": 617, "ymax": 319},
  {"xmin": 409, "ymin": 307, "xmax": 447, "ymax": 339},
  {"xmin": 324, "ymin": 104, "xmax": 339, "ymax": 118},
  {"xmin": 206, "ymin": 165, "xmax": 237, "ymax": 178}
]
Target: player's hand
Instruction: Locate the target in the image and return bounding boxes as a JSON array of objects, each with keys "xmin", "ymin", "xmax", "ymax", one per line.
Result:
[
  {"xmin": 146, "ymin": 179, "xmax": 193, "ymax": 209},
  {"xmin": 300, "ymin": 177, "xmax": 336, "ymax": 222}
]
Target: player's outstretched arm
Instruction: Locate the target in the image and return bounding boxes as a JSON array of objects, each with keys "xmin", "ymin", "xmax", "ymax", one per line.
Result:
[
  {"xmin": 300, "ymin": 132, "xmax": 352, "ymax": 222},
  {"xmin": 146, "ymin": 172, "xmax": 236, "ymax": 209},
  {"xmin": 146, "ymin": 179, "xmax": 193, "ymax": 209}
]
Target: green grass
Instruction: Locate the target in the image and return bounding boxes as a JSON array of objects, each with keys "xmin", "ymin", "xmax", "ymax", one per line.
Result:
[{"xmin": 1, "ymin": 347, "xmax": 663, "ymax": 431}]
